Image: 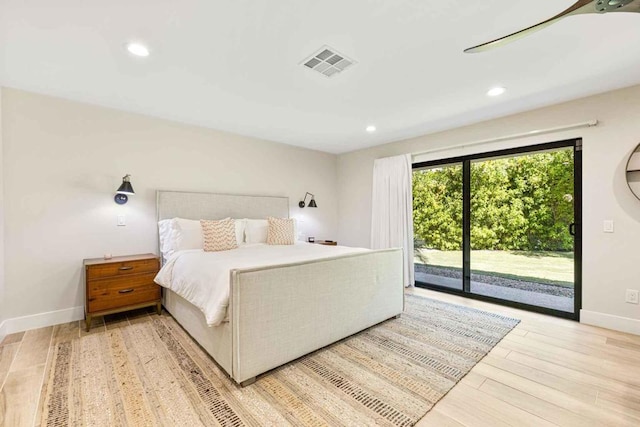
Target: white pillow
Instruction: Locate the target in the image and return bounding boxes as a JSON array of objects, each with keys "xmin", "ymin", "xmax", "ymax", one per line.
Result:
[
  {"xmin": 158, "ymin": 219, "xmax": 177, "ymax": 259},
  {"xmin": 245, "ymin": 219, "xmax": 269, "ymax": 244},
  {"xmin": 234, "ymin": 218, "xmax": 246, "ymax": 245},
  {"xmin": 173, "ymin": 218, "xmax": 203, "ymax": 252},
  {"xmin": 245, "ymin": 218, "xmax": 296, "ymax": 243}
]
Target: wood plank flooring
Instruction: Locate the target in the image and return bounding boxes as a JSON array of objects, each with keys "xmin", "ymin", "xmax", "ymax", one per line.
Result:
[
  {"xmin": 0, "ymin": 290, "xmax": 638, "ymax": 426},
  {"xmin": 411, "ymin": 288, "xmax": 640, "ymax": 427}
]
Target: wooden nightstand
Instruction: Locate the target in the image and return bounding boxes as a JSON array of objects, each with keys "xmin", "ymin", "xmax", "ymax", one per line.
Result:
[
  {"xmin": 315, "ymin": 240, "xmax": 337, "ymax": 246},
  {"xmin": 84, "ymin": 253, "xmax": 161, "ymax": 331}
]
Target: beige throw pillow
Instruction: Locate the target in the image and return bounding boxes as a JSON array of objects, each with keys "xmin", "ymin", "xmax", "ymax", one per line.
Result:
[
  {"xmin": 201, "ymin": 218, "xmax": 238, "ymax": 252},
  {"xmin": 267, "ymin": 217, "xmax": 296, "ymax": 245}
]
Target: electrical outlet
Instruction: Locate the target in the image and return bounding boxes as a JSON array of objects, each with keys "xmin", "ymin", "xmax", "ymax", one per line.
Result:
[
  {"xmin": 626, "ymin": 289, "xmax": 639, "ymax": 304},
  {"xmin": 603, "ymin": 220, "xmax": 614, "ymax": 233},
  {"xmin": 117, "ymin": 215, "xmax": 126, "ymax": 226}
]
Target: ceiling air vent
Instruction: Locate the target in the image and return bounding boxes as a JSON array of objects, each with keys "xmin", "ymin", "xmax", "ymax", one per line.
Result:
[{"xmin": 301, "ymin": 46, "xmax": 355, "ymax": 78}]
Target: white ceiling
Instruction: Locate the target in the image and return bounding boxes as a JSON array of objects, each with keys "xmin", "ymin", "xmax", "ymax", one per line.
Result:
[{"xmin": 1, "ymin": 0, "xmax": 640, "ymax": 154}]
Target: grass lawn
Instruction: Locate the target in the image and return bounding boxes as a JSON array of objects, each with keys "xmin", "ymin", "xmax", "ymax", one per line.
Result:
[{"xmin": 415, "ymin": 249, "xmax": 574, "ymax": 287}]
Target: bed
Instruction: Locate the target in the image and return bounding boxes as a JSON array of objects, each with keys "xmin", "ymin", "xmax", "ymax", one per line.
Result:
[{"xmin": 155, "ymin": 190, "xmax": 404, "ymax": 386}]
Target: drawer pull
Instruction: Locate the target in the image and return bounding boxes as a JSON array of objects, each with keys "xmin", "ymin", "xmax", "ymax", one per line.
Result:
[
  {"xmin": 119, "ymin": 266, "xmax": 134, "ymax": 271},
  {"xmin": 118, "ymin": 288, "xmax": 135, "ymax": 294}
]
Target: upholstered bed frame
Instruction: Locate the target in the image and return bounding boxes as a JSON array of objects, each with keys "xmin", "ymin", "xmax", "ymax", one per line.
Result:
[{"xmin": 157, "ymin": 190, "xmax": 404, "ymax": 386}]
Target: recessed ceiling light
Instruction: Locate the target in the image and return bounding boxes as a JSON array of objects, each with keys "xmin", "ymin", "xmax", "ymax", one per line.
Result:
[
  {"xmin": 487, "ymin": 87, "xmax": 506, "ymax": 97},
  {"xmin": 366, "ymin": 125, "xmax": 377, "ymax": 133},
  {"xmin": 126, "ymin": 42, "xmax": 150, "ymax": 57}
]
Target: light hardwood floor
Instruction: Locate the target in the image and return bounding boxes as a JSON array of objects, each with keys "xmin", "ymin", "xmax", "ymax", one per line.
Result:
[{"xmin": 1, "ymin": 289, "xmax": 639, "ymax": 426}]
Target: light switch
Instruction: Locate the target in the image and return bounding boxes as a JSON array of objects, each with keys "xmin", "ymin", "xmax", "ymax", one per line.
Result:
[
  {"xmin": 117, "ymin": 215, "xmax": 126, "ymax": 226},
  {"xmin": 603, "ymin": 220, "xmax": 614, "ymax": 233}
]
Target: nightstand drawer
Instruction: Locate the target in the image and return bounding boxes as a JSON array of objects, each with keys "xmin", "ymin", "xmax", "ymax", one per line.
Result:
[
  {"xmin": 87, "ymin": 272, "xmax": 158, "ymax": 298},
  {"xmin": 88, "ymin": 284, "xmax": 161, "ymax": 313},
  {"xmin": 86, "ymin": 258, "xmax": 159, "ymax": 280}
]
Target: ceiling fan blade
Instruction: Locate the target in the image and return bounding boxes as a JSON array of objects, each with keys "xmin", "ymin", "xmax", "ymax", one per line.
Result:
[
  {"xmin": 464, "ymin": 19, "xmax": 562, "ymax": 53},
  {"xmin": 609, "ymin": 1, "xmax": 640, "ymax": 13},
  {"xmin": 464, "ymin": 0, "xmax": 596, "ymax": 53}
]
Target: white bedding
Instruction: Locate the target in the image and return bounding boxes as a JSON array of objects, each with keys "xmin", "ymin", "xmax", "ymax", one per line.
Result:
[{"xmin": 154, "ymin": 242, "xmax": 368, "ymax": 326}]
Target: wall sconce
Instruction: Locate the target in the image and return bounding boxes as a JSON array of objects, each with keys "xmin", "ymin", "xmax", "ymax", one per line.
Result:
[
  {"xmin": 299, "ymin": 192, "xmax": 317, "ymax": 208},
  {"xmin": 114, "ymin": 174, "xmax": 135, "ymax": 205}
]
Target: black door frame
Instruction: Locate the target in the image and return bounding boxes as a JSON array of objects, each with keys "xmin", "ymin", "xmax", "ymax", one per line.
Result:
[{"xmin": 413, "ymin": 138, "xmax": 582, "ymax": 320}]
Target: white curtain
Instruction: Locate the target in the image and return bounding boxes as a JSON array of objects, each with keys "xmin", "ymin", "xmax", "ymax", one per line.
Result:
[{"xmin": 371, "ymin": 154, "xmax": 414, "ymax": 287}]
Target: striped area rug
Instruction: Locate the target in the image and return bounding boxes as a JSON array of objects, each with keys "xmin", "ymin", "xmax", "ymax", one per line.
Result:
[{"xmin": 40, "ymin": 294, "xmax": 519, "ymax": 426}]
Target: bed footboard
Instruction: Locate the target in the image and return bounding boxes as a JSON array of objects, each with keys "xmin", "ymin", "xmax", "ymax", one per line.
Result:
[{"xmin": 229, "ymin": 248, "xmax": 404, "ymax": 384}]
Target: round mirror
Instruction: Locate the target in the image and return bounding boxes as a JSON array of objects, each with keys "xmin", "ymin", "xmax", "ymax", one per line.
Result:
[{"xmin": 627, "ymin": 144, "xmax": 640, "ymax": 200}]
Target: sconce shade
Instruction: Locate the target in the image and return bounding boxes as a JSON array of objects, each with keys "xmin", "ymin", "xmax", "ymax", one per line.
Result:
[
  {"xmin": 116, "ymin": 174, "xmax": 135, "ymax": 195},
  {"xmin": 116, "ymin": 181, "xmax": 134, "ymax": 195},
  {"xmin": 299, "ymin": 192, "xmax": 317, "ymax": 208},
  {"xmin": 114, "ymin": 174, "xmax": 134, "ymax": 205}
]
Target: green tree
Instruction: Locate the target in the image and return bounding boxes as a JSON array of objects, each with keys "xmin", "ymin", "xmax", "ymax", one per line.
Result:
[
  {"xmin": 413, "ymin": 149, "xmax": 574, "ymax": 251},
  {"xmin": 413, "ymin": 165, "xmax": 462, "ymax": 250}
]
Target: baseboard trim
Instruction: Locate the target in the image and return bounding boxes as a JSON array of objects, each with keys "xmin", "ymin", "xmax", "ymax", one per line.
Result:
[
  {"xmin": 2, "ymin": 306, "xmax": 84, "ymax": 335},
  {"xmin": 0, "ymin": 319, "xmax": 7, "ymax": 344},
  {"xmin": 580, "ymin": 309, "xmax": 640, "ymax": 335},
  {"xmin": 4, "ymin": 307, "xmax": 633, "ymax": 337}
]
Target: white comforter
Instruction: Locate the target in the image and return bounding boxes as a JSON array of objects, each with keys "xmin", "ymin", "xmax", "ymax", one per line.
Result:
[{"xmin": 154, "ymin": 242, "xmax": 367, "ymax": 326}]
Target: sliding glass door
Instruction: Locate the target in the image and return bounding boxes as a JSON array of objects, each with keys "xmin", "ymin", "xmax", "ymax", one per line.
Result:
[
  {"xmin": 413, "ymin": 162, "xmax": 463, "ymax": 291},
  {"xmin": 413, "ymin": 139, "xmax": 581, "ymax": 320}
]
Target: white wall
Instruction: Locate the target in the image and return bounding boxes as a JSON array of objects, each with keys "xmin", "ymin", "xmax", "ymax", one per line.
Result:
[
  {"xmin": 1, "ymin": 88, "xmax": 338, "ymax": 330},
  {"xmin": 0, "ymin": 90, "xmax": 5, "ymax": 341},
  {"xmin": 337, "ymin": 84, "xmax": 640, "ymax": 334}
]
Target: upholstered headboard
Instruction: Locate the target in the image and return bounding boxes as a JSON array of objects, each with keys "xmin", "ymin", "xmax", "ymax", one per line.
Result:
[
  {"xmin": 156, "ymin": 191, "xmax": 290, "ymax": 264},
  {"xmin": 156, "ymin": 191, "xmax": 289, "ymax": 221}
]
